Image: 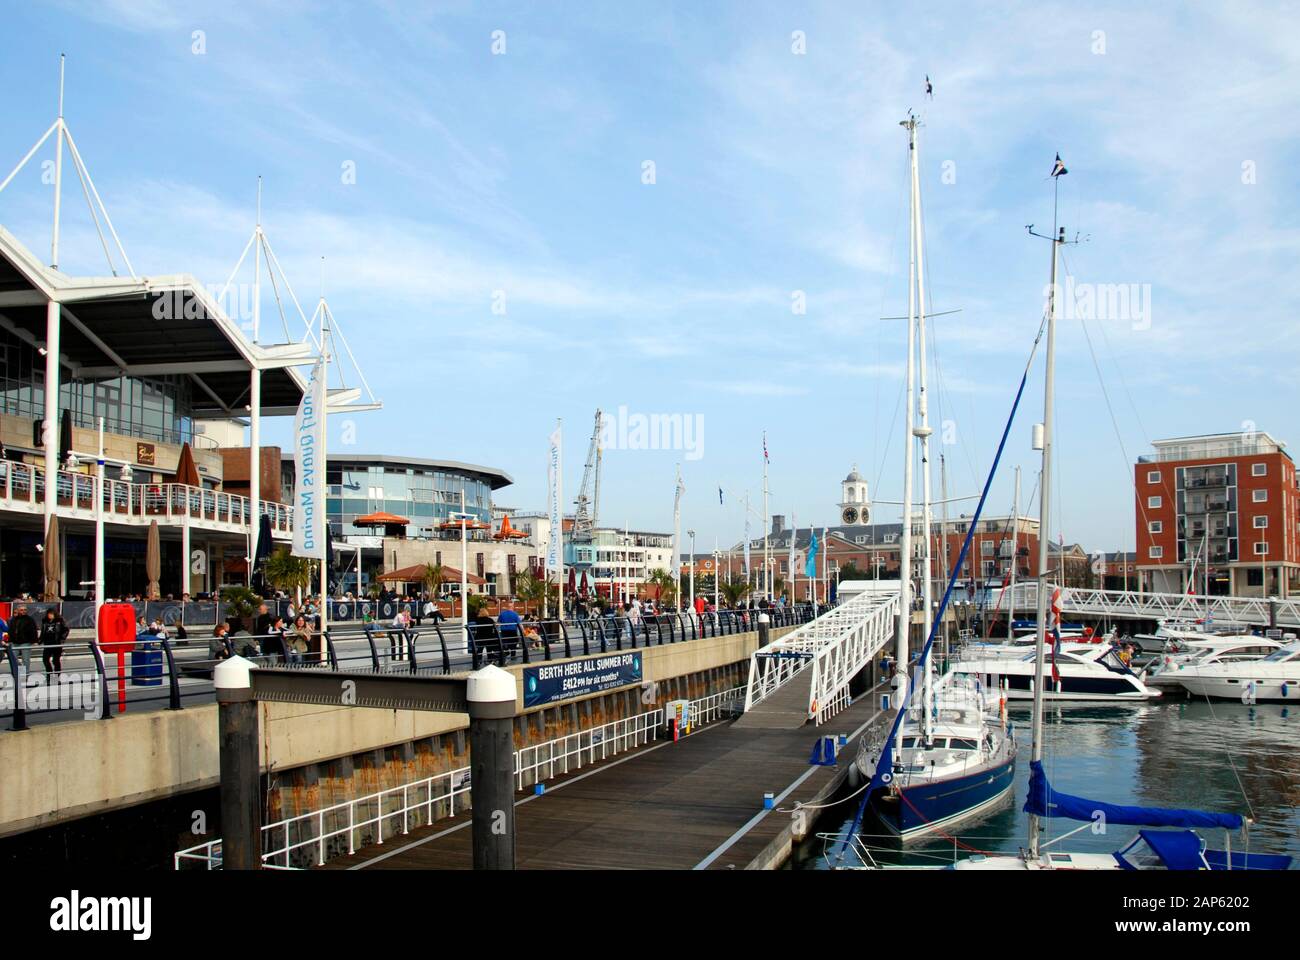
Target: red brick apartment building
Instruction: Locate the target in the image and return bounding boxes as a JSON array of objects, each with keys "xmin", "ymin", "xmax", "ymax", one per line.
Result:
[{"xmin": 1135, "ymin": 432, "xmax": 1300, "ymax": 597}]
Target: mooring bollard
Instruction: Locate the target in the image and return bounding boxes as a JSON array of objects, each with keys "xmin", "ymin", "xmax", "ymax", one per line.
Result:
[
  {"xmin": 215, "ymin": 655, "xmax": 260, "ymax": 870},
  {"xmin": 757, "ymin": 612, "xmax": 771, "ymax": 647},
  {"xmin": 467, "ymin": 663, "xmax": 517, "ymax": 870}
]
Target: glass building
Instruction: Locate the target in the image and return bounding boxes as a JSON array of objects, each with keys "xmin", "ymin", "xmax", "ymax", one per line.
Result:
[{"xmin": 282, "ymin": 454, "xmax": 514, "ymax": 540}]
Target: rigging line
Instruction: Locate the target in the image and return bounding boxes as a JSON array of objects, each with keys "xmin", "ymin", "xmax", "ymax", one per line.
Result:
[
  {"xmin": 871, "ymin": 149, "xmax": 912, "ymax": 506},
  {"xmin": 843, "ymin": 315, "xmax": 1048, "ymax": 851},
  {"xmin": 1060, "ymin": 251, "xmax": 1155, "ymax": 548}
]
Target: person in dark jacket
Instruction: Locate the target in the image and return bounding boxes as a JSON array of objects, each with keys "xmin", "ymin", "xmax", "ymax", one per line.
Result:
[
  {"xmin": 261, "ymin": 615, "xmax": 288, "ymax": 665},
  {"xmin": 39, "ymin": 609, "xmax": 69, "ymax": 675},
  {"xmin": 5, "ymin": 604, "xmax": 38, "ymax": 672}
]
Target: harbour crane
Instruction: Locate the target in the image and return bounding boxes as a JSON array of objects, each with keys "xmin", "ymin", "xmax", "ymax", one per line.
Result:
[{"xmin": 572, "ymin": 409, "xmax": 603, "ymax": 543}]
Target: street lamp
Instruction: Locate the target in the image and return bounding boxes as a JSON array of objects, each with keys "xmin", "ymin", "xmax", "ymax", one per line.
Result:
[
  {"xmin": 687, "ymin": 529, "xmax": 696, "ymax": 623},
  {"xmin": 452, "ymin": 488, "xmax": 472, "ymax": 653}
]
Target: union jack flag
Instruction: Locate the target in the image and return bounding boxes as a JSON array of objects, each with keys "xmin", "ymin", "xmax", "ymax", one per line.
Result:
[{"xmin": 1050, "ymin": 586, "xmax": 1064, "ymax": 683}]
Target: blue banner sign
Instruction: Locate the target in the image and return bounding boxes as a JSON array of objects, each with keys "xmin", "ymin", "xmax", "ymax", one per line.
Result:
[{"xmin": 523, "ymin": 652, "xmax": 642, "ymax": 708}]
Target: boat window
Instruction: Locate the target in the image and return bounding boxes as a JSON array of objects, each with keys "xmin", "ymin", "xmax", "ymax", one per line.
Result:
[
  {"xmin": 1261, "ymin": 647, "xmax": 1300, "ymax": 663},
  {"xmin": 902, "ymin": 737, "xmax": 919, "ymax": 749},
  {"xmin": 949, "ymin": 738, "xmax": 979, "ymax": 751}
]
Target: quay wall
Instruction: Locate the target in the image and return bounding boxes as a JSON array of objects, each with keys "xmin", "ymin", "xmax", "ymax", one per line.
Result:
[{"xmin": 0, "ymin": 626, "xmax": 792, "ymax": 840}]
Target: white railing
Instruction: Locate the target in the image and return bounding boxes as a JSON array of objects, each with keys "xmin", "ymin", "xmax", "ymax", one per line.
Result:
[
  {"xmin": 743, "ymin": 591, "xmax": 900, "ymax": 725},
  {"xmin": 0, "ymin": 462, "xmax": 293, "ymax": 537},
  {"xmin": 173, "ymin": 685, "xmax": 746, "ymax": 870},
  {"xmin": 1006, "ymin": 582, "xmax": 1300, "ymax": 629}
]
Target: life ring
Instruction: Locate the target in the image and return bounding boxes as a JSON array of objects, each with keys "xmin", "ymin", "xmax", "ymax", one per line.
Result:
[{"xmin": 810, "ymin": 699, "xmax": 819, "ymax": 715}]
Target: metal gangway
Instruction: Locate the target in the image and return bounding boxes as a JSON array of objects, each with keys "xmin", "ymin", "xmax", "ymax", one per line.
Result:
[
  {"xmin": 996, "ymin": 583, "xmax": 1300, "ymax": 630},
  {"xmin": 741, "ymin": 591, "xmax": 899, "ymax": 727}
]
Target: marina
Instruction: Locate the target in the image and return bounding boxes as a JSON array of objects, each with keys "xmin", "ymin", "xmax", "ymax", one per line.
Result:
[{"xmin": 0, "ymin": 2, "xmax": 1296, "ymax": 945}]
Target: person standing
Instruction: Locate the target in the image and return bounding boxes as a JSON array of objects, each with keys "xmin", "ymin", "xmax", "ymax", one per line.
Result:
[
  {"xmin": 39, "ymin": 608, "xmax": 69, "ymax": 676},
  {"xmin": 6, "ymin": 604, "xmax": 37, "ymax": 674},
  {"xmin": 497, "ymin": 600, "xmax": 523, "ymax": 663}
]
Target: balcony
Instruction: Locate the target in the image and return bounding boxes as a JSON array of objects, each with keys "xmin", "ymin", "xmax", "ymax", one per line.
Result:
[{"xmin": 0, "ymin": 461, "xmax": 293, "ymax": 538}]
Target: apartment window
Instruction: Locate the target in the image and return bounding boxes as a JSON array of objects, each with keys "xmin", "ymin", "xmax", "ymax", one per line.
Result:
[
  {"xmin": 981, "ymin": 541, "xmax": 993, "ymax": 556},
  {"xmin": 1253, "ymin": 489, "xmax": 1267, "ymax": 503},
  {"xmin": 1254, "ymin": 541, "xmax": 1268, "ymax": 556},
  {"xmin": 1148, "ymin": 520, "xmax": 1163, "ymax": 534},
  {"xmin": 1254, "ymin": 516, "xmax": 1268, "ymax": 529},
  {"xmin": 1149, "ymin": 546, "xmax": 1163, "ymax": 559},
  {"xmin": 1252, "ymin": 463, "xmax": 1267, "ymax": 477},
  {"xmin": 1147, "ymin": 470, "xmax": 1160, "ymax": 484},
  {"xmin": 1147, "ymin": 496, "xmax": 1162, "ymax": 509}
]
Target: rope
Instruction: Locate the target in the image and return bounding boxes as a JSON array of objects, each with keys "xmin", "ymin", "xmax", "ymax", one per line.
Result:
[{"xmin": 895, "ymin": 786, "xmax": 998, "ymax": 855}]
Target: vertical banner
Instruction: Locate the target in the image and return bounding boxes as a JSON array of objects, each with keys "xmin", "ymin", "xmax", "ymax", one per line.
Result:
[
  {"xmin": 547, "ymin": 423, "xmax": 563, "ymax": 580},
  {"xmin": 292, "ymin": 359, "xmax": 326, "ymax": 559},
  {"xmin": 743, "ymin": 516, "xmax": 751, "ymax": 575}
]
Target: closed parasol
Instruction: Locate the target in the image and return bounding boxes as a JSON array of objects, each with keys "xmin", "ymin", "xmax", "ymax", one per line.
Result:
[
  {"xmin": 145, "ymin": 519, "xmax": 161, "ymax": 600},
  {"xmin": 42, "ymin": 513, "xmax": 61, "ymax": 601},
  {"xmin": 174, "ymin": 442, "xmax": 201, "ymax": 488}
]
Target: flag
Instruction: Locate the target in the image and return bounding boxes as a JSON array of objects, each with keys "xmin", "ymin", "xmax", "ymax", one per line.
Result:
[
  {"xmin": 788, "ymin": 515, "xmax": 797, "ymax": 582},
  {"xmin": 804, "ymin": 530, "xmax": 819, "ymax": 579},
  {"xmin": 291, "ymin": 358, "xmax": 326, "ymax": 559},
  {"xmin": 1050, "ymin": 153, "xmax": 1068, "ymax": 178},
  {"xmin": 924, "ymin": 74, "xmax": 933, "ymax": 99},
  {"xmin": 1049, "ymin": 586, "xmax": 1065, "ymax": 683},
  {"xmin": 763, "ymin": 433, "xmax": 769, "ymax": 464},
  {"xmin": 743, "ymin": 515, "xmax": 751, "ymax": 574},
  {"xmin": 718, "ymin": 486, "xmax": 723, "ymax": 506}
]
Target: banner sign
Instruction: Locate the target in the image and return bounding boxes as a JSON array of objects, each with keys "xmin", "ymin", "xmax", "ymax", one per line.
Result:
[
  {"xmin": 546, "ymin": 424, "xmax": 562, "ymax": 576},
  {"xmin": 523, "ymin": 651, "xmax": 642, "ymax": 708},
  {"xmin": 292, "ymin": 358, "xmax": 326, "ymax": 559}
]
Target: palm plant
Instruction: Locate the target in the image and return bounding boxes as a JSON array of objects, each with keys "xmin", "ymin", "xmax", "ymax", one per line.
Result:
[
  {"xmin": 422, "ymin": 562, "xmax": 445, "ymax": 598},
  {"xmin": 719, "ymin": 576, "xmax": 751, "ymax": 609},
  {"xmin": 220, "ymin": 584, "xmax": 261, "ymax": 631},
  {"xmin": 265, "ymin": 549, "xmax": 313, "ymax": 597},
  {"xmin": 646, "ymin": 567, "xmax": 677, "ymax": 606}
]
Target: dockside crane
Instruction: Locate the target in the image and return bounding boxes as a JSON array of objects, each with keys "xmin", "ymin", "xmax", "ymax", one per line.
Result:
[{"xmin": 572, "ymin": 409, "xmax": 603, "ymax": 543}]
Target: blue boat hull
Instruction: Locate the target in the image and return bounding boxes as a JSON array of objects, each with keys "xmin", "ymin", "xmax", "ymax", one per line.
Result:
[{"xmin": 871, "ymin": 756, "xmax": 1017, "ymax": 841}]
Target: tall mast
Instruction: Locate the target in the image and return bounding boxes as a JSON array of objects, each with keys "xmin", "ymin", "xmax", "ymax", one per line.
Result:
[
  {"xmin": 940, "ymin": 452, "xmax": 950, "ymax": 661},
  {"xmin": 763, "ymin": 433, "xmax": 770, "ymax": 601},
  {"xmin": 1028, "ymin": 207, "xmax": 1065, "ymax": 860},
  {"xmin": 1008, "ymin": 465, "xmax": 1020, "ymax": 642},
  {"xmin": 895, "ymin": 115, "xmax": 920, "ymax": 754},
  {"xmin": 912, "ymin": 115, "xmax": 936, "ymax": 744}
]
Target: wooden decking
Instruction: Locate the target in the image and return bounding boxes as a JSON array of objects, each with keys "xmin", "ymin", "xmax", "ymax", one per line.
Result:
[{"xmin": 324, "ymin": 682, "xmax": 887, "ymax": 870}]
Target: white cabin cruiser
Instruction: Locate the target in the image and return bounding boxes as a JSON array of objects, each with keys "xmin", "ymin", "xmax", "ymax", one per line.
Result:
[
  {"xmin": 959, "ymin": 643, "xmax": 1158, "ymax": 701},
  {"xmin": 1144, "ymin": 636, "xmax": 1286, "ymax": 689},
  {"xmin": 1174, "ymin": 642, "xmax": 1300, "ymax": 703}
]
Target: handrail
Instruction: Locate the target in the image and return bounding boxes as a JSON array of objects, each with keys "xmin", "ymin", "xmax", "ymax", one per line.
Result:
[{"xmin": 173, "ymin": 684, "xmax": 748, "ymax": 870}]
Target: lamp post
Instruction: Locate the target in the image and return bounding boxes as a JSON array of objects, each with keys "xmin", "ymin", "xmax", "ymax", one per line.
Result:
[
  {"xmin": 687, "ymin": 529, "xmax": 696, "ymax": 626},
  {"xmin": 456, "ymin": 488, "xmax": 469, "ymax": 653}
]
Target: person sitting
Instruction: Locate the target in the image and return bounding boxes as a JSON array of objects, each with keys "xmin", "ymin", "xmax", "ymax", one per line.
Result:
[{"xmin": 209, "ymin": 624, "xmax": 234, "ymax": 661}]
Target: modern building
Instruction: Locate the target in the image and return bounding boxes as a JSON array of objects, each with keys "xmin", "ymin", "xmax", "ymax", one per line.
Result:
[
  {"xmin": 0, "ymin": 224, "xmax": 315, "ymax": 599},
  {"xmin": 279, "ymin": 453, "xmax": 515, "ymax": 594},
  {"xmin": 1135, "ymin": 432, "xmax": 1300, "ymax": 597}
]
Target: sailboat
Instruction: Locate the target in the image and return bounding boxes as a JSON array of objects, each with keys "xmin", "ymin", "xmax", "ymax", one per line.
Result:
[
  {"xmin": 946, "ymin": 157, "xmax": 1291, "ymax": 871},
  {"xmin": 853, "ymin": 113, "xmax": 1017, "ymax": 842},
  {"xmin": 837, "ymin": 147, "xmax": 1290, "ymax": 871}
]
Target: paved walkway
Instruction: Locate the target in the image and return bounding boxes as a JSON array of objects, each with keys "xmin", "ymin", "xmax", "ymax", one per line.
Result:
[{"xmin": 326, "ymin": 682, "xmax": 887, "ymax": 870}]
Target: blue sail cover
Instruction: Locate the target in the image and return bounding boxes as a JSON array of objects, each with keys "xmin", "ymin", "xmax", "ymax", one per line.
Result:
[{"xmin": 1024, "ymin": 761, "xmax": 1244, "ymax": 830}]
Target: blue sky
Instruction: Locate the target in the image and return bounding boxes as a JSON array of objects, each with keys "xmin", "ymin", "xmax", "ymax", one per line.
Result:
[{"xmin": 2, "ymin": 1, "xmax": 1298, "ymax": 554}]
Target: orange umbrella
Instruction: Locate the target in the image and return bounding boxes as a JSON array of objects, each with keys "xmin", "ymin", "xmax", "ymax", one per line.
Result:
[{"xmin": 42, "ymin": 513, "xmax": 61, "ymax": 601}]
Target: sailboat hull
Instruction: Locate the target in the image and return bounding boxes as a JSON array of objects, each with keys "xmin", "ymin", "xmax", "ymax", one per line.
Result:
[{"xmin": 869, "ymin": 755, "xmax": 1016, "ymax": 842}]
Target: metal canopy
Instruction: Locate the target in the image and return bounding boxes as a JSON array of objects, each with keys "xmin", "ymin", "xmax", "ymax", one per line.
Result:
[
  {"xmin": 250, "ymin": 668, "xmax": 470, "ymax": 714},
  {"xmin": 0, "ymin": 228, "xmax": 311, "ymax": 415}
]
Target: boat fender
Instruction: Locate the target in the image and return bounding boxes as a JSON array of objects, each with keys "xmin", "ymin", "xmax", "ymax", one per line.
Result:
[{"xmin": 1282, "ymin": 682, "xmax": 1290, "ymax": 698}]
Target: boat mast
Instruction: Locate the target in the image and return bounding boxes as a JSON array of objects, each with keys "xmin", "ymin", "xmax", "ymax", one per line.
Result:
[
  {"xmin": 1008, "ymin": 465, "xmax": 1020, "ymax": 642},
  {"xmin": 1028, "ymin": 201, "xmax": 1065, "ymax": 860},
  {"xmin": 911, "ymin": 116, "xmax": 936, "ymax": 744},
  {"xmin": 895, "ymin": 114, "xmax": 920, "ymax": 757}
]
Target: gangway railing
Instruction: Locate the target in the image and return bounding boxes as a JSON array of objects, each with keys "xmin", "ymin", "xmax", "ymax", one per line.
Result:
[
  {"xmin": 742, "ymin": 591, "xmax": 899, "ymax": 726},
  {"xmin": 997, "ymin": 583, "xmax": 1300, "ymax": 630}
]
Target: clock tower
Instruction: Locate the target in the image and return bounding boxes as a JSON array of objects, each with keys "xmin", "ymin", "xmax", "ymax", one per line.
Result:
[{"xmin": 839, "ymin": 465, "xmax": 869, "ymax": 525}]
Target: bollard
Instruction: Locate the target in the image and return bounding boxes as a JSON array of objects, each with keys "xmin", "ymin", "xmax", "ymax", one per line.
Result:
[
  {"xmin": 763, "ymin": 792, "xmax": 775, "ymax": 810},
  {"xmin": 757, "ymin": 612, "xmax": 771, "ymax": 648},
  {"xmin": 467, "ymin": 664, "xmax": 517, "ymax": 870},
  {"xmin": 215, "ymin": 655, "xmax": 260, "ymax": 870}
]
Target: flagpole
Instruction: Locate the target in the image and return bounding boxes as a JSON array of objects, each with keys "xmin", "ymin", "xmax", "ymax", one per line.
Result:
[
  {"xmin": 319, "ymin": 305, "xmax": 330, "ymax": 642},
  {"xmin": 762, "ymin": 433, "xmax": 770, "ymax": 602}
]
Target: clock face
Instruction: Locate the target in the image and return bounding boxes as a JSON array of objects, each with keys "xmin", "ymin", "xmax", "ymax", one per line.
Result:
[{"xmin": 842, "ymin": 507, "xmax": 859, "ymax": 524}]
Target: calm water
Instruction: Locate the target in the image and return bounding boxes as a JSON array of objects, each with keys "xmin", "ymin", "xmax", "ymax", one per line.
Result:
[{"xmin": 794, "ymin": 699, "xmax": 1300, "ymax": 869}]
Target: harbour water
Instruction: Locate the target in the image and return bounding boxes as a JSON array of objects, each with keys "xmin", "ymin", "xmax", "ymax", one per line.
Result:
[{"xmin": 795, "ymin": 699, "xmax": 1300, "ymax": 869}]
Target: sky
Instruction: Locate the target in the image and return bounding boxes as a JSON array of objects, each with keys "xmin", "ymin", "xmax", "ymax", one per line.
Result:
[{"xmin": 2, "ymin": 1, "xmax": 1298, "ymax": 554}]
